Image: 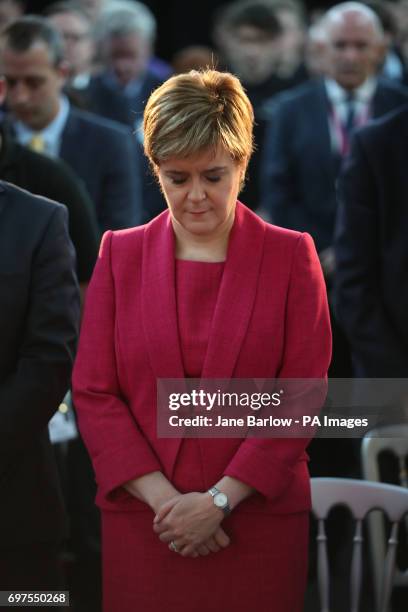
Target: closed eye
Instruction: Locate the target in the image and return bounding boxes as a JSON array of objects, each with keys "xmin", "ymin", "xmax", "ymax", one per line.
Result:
[{"xmin": 169, "ymin": 176, "xmax": 220, "ymax": 185}]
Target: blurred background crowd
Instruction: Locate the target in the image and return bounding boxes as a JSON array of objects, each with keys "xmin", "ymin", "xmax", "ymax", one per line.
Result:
[{"xmin": 0, "ymin": 0, "xmax": 408, "ymax": 611}]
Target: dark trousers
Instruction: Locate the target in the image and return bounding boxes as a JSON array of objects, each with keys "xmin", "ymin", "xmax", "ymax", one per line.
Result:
[{"xmin": 0, "ymin": 545, "xmax": 63, "ymax": 611}]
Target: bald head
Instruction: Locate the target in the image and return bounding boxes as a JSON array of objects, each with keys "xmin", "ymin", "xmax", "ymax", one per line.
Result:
[
  {"xmin": 323, "ymin": 1, "xmax": 386, "ymax": 89},
  {"xmin": 325, "ymin": 2, "xmax": 384, "ymax": 40}
]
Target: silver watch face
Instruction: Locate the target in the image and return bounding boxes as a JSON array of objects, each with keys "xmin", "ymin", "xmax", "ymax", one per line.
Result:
[{"xmin": 214, "ymin": 492, "xmax": 228, "ymax": 507}]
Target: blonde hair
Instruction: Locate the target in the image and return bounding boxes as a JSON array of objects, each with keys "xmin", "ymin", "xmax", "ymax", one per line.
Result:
[{"xmin": 143, "ymin": 69, "xmax": 254, "ymax": 169}]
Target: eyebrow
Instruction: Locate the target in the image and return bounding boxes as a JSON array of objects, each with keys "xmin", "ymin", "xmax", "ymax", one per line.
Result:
[
  {"xmin": 165, "ymin": 166, "xmax": 228, "ymax": 175},
  {"xmin": 206, "ymin": 166, "xmax": 228, "ymax": 172}
]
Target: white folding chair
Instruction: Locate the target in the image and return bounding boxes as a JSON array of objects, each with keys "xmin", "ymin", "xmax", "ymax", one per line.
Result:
[
  {"xmin": 361, "ymin": 424, "xmax": 408, "ymax": 611},
  {"xmin": 311, "ymin": 477, "xmax": 408, "ymax": 612}
]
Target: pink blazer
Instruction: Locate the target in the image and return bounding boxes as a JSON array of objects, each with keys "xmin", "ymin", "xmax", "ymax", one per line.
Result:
[{"xmin": 72, "ymin": 202, "xmax": 331, "ymax": 515}]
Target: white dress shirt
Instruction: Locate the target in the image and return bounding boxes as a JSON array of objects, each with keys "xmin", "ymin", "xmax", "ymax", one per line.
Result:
[
  {"xmin": 14, "ymin": 95, "xmax": 70, "ymax": 158},
  {"xmin": 324, "ymin": 77, "xmax": 377, "ymax": 154}
]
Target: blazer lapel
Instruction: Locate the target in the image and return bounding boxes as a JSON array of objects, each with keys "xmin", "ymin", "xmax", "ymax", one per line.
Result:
[
  {"xmin": 201, "ymin": 202, "xmax": 265, "ymax": 379},
  {"xmin": 59, "ymin": 111, "xmax": 79, "ymax": 164},
  {"xmin": 142, "ymin": 204, "xmax": 265, "ymax": 475},
  {"xmin": 314, "ymin": 81, "xmax": 339, "ymax": 182},
  {"xmin": 141, "ymin": 210, "xmax": 185, "ymax": 380},
  {"xmin": 371, "ymin": 82, "xmax": 384, "ymax": 118},
  {"xmin": 141, "ymin": 211, "xmax": 186, "ymax": 478}
]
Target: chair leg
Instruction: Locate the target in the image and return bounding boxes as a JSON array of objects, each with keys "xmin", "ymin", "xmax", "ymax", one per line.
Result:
[
  {"xmin": 317, "ymin": 519, "xmax": 330, "ymax": 612},
  {"xmin": 379, "ymin": 522, "xmax": 399, "ymax": 612},
  {"xmin": 350, "ymin": 520, "xmax": 363, "ymax": 612}
]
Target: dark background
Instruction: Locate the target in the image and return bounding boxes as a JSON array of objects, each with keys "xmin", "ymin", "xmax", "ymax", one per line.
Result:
[{"xmin": 26, "ymin": 0, "xmax": 336, "ymax": 61}]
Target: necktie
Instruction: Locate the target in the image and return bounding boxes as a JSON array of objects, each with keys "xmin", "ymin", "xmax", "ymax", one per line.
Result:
[
  {"xmin": 28, "ymin": 134, "xmax": 45, "ymax": 153},
  {"xmin": 340, "ymin": 93, "xmax": 355, "ymax": 156},
  {"xmin": 343, "ymin": 93, "xmax": 355, "ymax": 139}
]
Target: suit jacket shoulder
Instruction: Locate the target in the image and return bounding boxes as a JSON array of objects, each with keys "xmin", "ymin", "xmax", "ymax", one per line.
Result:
[
  {"xmin": 66, "ymin": 106, "xmax": 133, "ymax": 138},
  {"xmin": 0, "ymin": 179, "xmax": 67, "ymax": 224},
  {"xmin": 264, "ymin": 219, "xmax": 303, "ymax": 242},
  {"xmin": 355, "ymin": 103, "xmax": 408, "ymax": 151},
  {"xmin": 88, "ymin": 70, "xmax": 163, "ymax": 108},
  {"xmin": 107, "ymin": 221, "xmax": 146, "ymax": 255},
  {"xmin": 377, "ymin": 77, "xmax": 408, "ymax": 98},
  {"xmin": 372, "ymin": 78, "xmax": 408, "ymax": 117},
  {"xmin": 264, "ymin": 78, "xmax": 325, "ymax": 118},
  {"xmin": 0, "ymin": 133, "xmax": 99, "ymax": 282},
  {"xmin": 60, "ymin": 107, "xmax": 142, "ymax": 231}
]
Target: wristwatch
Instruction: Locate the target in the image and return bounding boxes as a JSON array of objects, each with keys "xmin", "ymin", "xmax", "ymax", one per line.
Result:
[{"xmin": 208, "ymin": 486, "xmax": 231, "ymax": 516}]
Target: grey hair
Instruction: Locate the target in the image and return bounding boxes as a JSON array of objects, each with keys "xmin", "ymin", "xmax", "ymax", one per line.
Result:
[
  {"xmin": 95, "ymin": 0, "xmax": 156, "ymax": 43},
  {"xmin": 324, "ymin": 1, "xmax": 384, "ymax": 40},
  {"xmin": 308, "ymin": 19, "xmax": 329, "ymax": 46}
]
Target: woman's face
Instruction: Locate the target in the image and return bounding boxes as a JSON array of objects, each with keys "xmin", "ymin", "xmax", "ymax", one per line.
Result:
[{"xmin": 156, "ymin": 147, "xmax": 245, "ymax": 239}]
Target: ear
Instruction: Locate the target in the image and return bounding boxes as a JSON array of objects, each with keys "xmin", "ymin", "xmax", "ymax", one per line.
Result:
[
  {"xmin": 240, "ymin": 156, "xmax": 249, "ymax": 181},
  {"xmin": 56, "ymin": 60, "xmax": 70, "ymax": 85},
  {"xmin": 237, "ymin": 159, "xmax": 247, "ymax": 192},
  {"xmin": 375, "ymin": 37, "xmax": 388, "ymax": 70}
]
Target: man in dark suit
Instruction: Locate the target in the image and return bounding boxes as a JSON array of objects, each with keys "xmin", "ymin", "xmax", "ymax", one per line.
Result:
[
  {"xmin": 335, "ymin": 104, "xmax": 408, "ymax": 377},
  {"xmin": 0, "ymin": 181, "xmax": 80, "ymax": 590},
  {"xmin": 261, "ymin": 1, "xmax": 408, "ymax": 255},
  {"xmin": 334, "ymin": 109, "xmax": 408, "ymax": 606},
  {"xmin": 85, "ymin": 1, "xmax": 162, "ymax": 131},
  {"xmin": 0, "ymin": 15, "xmax": 143, "ymax": 232},
  {"xmin": 83, "ymin": 2, "xmax": 166, "ymax": 222},
  {"xmin": 44, "ymin": 2, "xmax": 95, "ymax": 94},
  {"xmin": 214, "ymin": 1, "xmax": 310, "ymax": 213},
  {"xmin": 261, "ymin": 2, "xmax": 408, "ymax": 479},
  {"xmin": 0, "ymin": 119, "xmax": 99, "ymax": 288},
  {"xmin": 0, "ymin": 58, "xmax": 98, "ymax": 291}
]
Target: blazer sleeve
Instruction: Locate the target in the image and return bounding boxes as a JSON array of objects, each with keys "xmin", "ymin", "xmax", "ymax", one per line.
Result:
[
  {"xmin": 223, "ymin": 233, "xmax": 332, "ymax": 500},
  {"xmin": 72, "ymin": 231, "xmax": 162, "ymax": 503},
  {"xmin": 334, "ymin": 131, "xmax": 408, "ymax": 375},
  {"xmin": 0, "ymin": 205, "xmax": 80, "ymax": 460}
]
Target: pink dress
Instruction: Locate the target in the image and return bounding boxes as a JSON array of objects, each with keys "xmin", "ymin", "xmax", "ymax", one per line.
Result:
[{"xmin": 102, "ymin": 260, "xmax": 308, "ymax": 612}]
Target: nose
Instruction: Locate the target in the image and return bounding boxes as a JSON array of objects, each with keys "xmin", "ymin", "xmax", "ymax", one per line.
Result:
[
  {"xmin": 188, "ymin": 179, "xmax": 206, "ymax": 204},
  {"xmin": 11, "ymin": 81, "xmax": 29, "ymax": 105},
  {"xmin": 242, "ymin": 44, "xmax": 258, "ymax": 58},
  {"xmin": 342, "ymin": 44, "xmax": 360, "ymax": 64},
  {"xmin": 113, "ymin": 59, "xmax": 134, "ymax": 84}
]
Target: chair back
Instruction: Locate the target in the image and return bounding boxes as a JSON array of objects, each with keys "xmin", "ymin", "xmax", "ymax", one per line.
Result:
[
  {"xmin": 311, "ymin": 477, "xmax": 408, "ymax": 612},
  {"xmin": 361, "ymin": 425, "xmax": 408, "ymax": 609}
]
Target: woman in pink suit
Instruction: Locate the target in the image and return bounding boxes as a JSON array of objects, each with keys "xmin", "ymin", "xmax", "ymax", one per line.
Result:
[{"xmin": 72, "ymin": 69, "xmax": 332, "ymax": 612}]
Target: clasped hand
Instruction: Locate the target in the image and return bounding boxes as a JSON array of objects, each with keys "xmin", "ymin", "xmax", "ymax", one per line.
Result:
[{"xmin": 153, "ymin": 492, "xmax": 230, "ymax": 558}]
